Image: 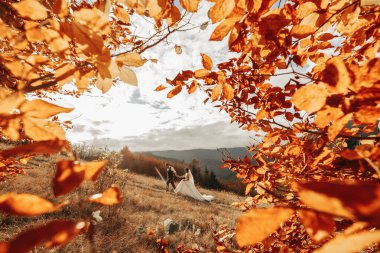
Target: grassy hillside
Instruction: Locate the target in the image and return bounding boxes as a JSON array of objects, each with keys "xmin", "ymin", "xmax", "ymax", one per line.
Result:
[{"xmin": 0, "ymin": 147, "xmax": 243, "ymax": 252}]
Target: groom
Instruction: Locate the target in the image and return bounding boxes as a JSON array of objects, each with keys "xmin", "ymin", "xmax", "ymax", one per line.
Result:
[{"xmin": 165, "ymin": 163, "xmax": 179, "ymax": 192}]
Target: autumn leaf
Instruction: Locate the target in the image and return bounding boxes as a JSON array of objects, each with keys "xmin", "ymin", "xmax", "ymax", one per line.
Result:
[
  {"xmin": 236, "ymin": 208, "xmax": 294, "ymax": 247},
  {"xmin": 114, "ymin": 6, "xmax": 130, "ymax": 24},
  {"xmin": 194, "ymin": 69, "xmax": 210, "ymax": 78},
  {"xmin": 327, "ymin": 113, "xmax": 352, "ymax": 141},
  {"xmin": 298, "ymin": 210, "xmax": 335, "ymax": 242},
  {"xmin": 188, "ymin": 80, "xmax": 198, "ymax": 94},
  {"xmin": 175, "ymin": 45, "xmax": 182, "ymax": 55},
  {"xmin": 53, "ymin": 160, "xmax": 108, "ymax": 196},
  {"xmin": 320, "ymin": 57, "xmax": 351, "ymax": 94},
  {"xmin": 21, "ymin": 100, "xmax": 73, "ymax": 119},
  {"xmin": 179, "ymin": 0, "xmax": 200, "ymax": 12},
  {"xmin": 291, "ymin": 84, "xmax": 328, "ymax": 113},
  {"xmin": 295, "ymin": 181, "xmax": 380, "ymax": 219},
  {"xmin": 116, "ymin": 52, "xmax": 146, "ymax": 67},
  {"xmin": 245, "ymin": 183, "xmax": 254, "ymax": 195},
  {"xmin": 0, "ymin": 140, "xmax": 69, "ymax": 159},
  {"xmin": 211, "ymin": 84, "xmax": 223, "ymax": 101},
  {"xmin": 12, "ymin": 0, "xmax": 48, "ymax": 20},
  {"xmin": 222, "ymin": 83, "xmax": 234, "ymax": 101},
  {"xmin": 0, "ymin": 220, "xmax": 88, "ymax": 253},
  {"xmin": 209, "ymin": 0, "xmax": 236, "ymax": 23},
  {"xmin": 0, "ymin": 193, "xmax": 67, "ymax": 216},
  {"xmin": 201, "ymin": 53, "xmax": 213, "ymax": 70},
  {"xmin": 314, "ymin": 107, "xmax": 344, "ymax": 128},
  {"xmin": 155, "ymin": 84, "xmax": 167, "ymax": 91},
  {"xmin": 88, "ymin": 186, "xmax": 122, "ymax": 205},
  {"xmin": 315, "ymin": 230, "xmax": 380, "ymax": 253},
  {"xmin": 167, "ymin": 84, "xmax": 182, "ymax": 98},
  {"xmin": 119, "ymin": 67, "xmax": 138, "ymax": 86},
  {"xmin": 96, "ymin": 75, "xmax": 113, "ymax": 93}
]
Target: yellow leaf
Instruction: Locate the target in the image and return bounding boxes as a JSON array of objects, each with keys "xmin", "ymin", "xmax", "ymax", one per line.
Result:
[
  {"xmin": 23, "ymin": 118, "xmax": 66, "ymax": 141},
  {"xmin": 114, "ymin": 6, "xmax": 130, "ymax": 24},
  {"xmin": 116, "ymin": 52, "xmax": 147, "ymax": 67},
  {"xmin": 96, "ymin": 75, "xmax": 113, "ymax": 93},
  {"xmin": 119, "ymin": 67, "xmax": 138, "ymax": 86},
  {"xmin": 21, "ymin": 100, "xmax": 73, "ymax": 119},
  {"xmin": 236, "ymin": 208, "xmax": 294, "ymax": 247},
  {"xmin": 12, "ymin": 0, "xmax": 48, "ymax": 20},
  {"xmin": 175, "ymin": 45, "xmax": 182, "ymax": 55}
]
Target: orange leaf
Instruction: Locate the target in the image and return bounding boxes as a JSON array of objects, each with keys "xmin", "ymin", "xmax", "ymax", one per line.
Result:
[
  {"xmin": 320, "ymin": 57, "xmax": 351, "ymax": 94},
  {"xmin": 0, "ymin": 193, "xmax": 67, "ymax": 216},
  {"xmin": 223, "ymin": 83, "xmax": 234, "ymax": 101},
  {"xmin": 21, "ymin": 100, "xmax": 73, "ymax": 119},
  {"xmin": 179, "ymin": 0, "xmax": 200, "ymax": 12},
  {"xmin": 53, "ymin": 160, "xmax": 108, "ymax": 196},
  {"xmin": 167, "ymin": 84, "xmax": 182, "ymax": 98},
  {"xmin": 209, "ymin": 16, "xmax": 238, "ymax": 41},
  {"xmin": 314, "ymin": 107, "xmax": 344, "ymax": 128},
  {"xmin": 327, "ymin": 113, "xmax": 352, "ymax": 141},
  {"xmin": 114, "ymin": 6, "xmax": 130, "ymax": 24},
  {"xmin": 236, "ymin": 208, "xmax": 294, "ymax": 247},
  {"xmin": 88, "ymin": 186, "xmax": 122, "ymax": 206},
  {"xmin": 291, "ymin": 84, "xmax": 328, "ymax": 113},
  {"xmin": 0, "ymin": 140, "xmax": 69, "ymax": 158},
  {"xmin": 194, "ymin": 69, "xmax": 210, "ymax": 78},
  {"xmin": 12, "ymin": 0, "xmax": 48, "ymax": 20},
  {"xmin": 0, "ymin": 220, "xmax": 88, "ymax": 253},
  {"xmin": 167, "ymin": 6, "xmax": 181, "ymax": 25},
  {"xmin": 188, "ymin": 80, "xmax": 198, "ymax": 94},
  {"xmin": 211, "ymin": 84, "xmax": 223, "ymax": 100},
  {"xmin": 295, "ymin": 181, "xmax": 380, "ymax": 219},
  {"xmin": 154, "ymin": 84, "xmax": 167, "ymax": 91},
  {"xmin": 315, "ymin": 230, "xmax": 380, "ymax": 253},
  {"xmin": 201, "ymin": 53, "xmax": 213, "ymax": 70},
  {"xmin": 209, "ymin": 0, "xmax": 236, "ymax": 23},
  {"xmin": 245, "ymin": 183, "xmax": 254, "ymax": 195},
  {"xmin": 298, "ymin": 210, "xmax": 335, "ymax": 242}
]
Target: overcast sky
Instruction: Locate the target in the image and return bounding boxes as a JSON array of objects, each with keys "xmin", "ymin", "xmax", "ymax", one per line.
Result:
[{"xmin": 53, "ymin": 2, "xmax": 257, "ymax": 152}]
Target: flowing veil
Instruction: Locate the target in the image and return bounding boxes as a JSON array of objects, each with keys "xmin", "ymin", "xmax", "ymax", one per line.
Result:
[
  {"xmin": 174, "ymin": 170, "xmax": 214, "ymax": 202},
  {"xmin": 188, "ymin": 170, "xmax": 195, "ymax": 184}
]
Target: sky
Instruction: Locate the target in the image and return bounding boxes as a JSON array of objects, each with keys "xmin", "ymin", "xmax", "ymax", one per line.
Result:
[{"xmin": 55, "ymin": 2, "xmax": 255, "ymax": 152}]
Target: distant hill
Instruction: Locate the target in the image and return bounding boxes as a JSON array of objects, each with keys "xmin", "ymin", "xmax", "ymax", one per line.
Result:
[{"xmin": 142, "ymin": 147, "xmax": 249, "ymax": 180}]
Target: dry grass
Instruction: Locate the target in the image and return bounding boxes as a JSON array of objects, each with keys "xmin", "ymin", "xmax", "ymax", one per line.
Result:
[{"xmin": 0, "ymin": 144, "xmax": 243, "ymax": 252}]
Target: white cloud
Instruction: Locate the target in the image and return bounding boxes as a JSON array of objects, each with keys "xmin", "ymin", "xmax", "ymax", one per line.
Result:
[{"xmin": 54, "ymin": 1, "xmax": 254, "ymax": 151}]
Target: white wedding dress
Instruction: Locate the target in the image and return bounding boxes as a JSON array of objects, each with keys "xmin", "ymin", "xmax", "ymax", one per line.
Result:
[{"xmin": 174, "ymin": 171, "xmax": 214, "ymax": 202}]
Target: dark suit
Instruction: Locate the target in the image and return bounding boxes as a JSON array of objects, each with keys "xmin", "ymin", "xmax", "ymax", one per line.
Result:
[{"xmin": 166, "ymin": 166, "xmax": 176, "ymax": 191}]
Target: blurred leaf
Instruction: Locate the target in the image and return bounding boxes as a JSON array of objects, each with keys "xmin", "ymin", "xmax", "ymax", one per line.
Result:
[
  {"xmin": 0, "ymin": 220, "xmax": 88, "ymax": 253},
  {"xmin": 236, "ymin": 208, "xmax": 294, "ymax": 247},
  {"xmin": 0, "ymin": 193, "xmax": 67, "ymax": 216},
  {"xmin": 88, "ymin": 186, "xmax": 122, "ymax": 205}
]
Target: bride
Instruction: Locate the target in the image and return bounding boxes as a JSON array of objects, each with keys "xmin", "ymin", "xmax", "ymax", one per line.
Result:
[{"xmin": 174, "ymin": 168, "xmax": 214, "ymax": 202}]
